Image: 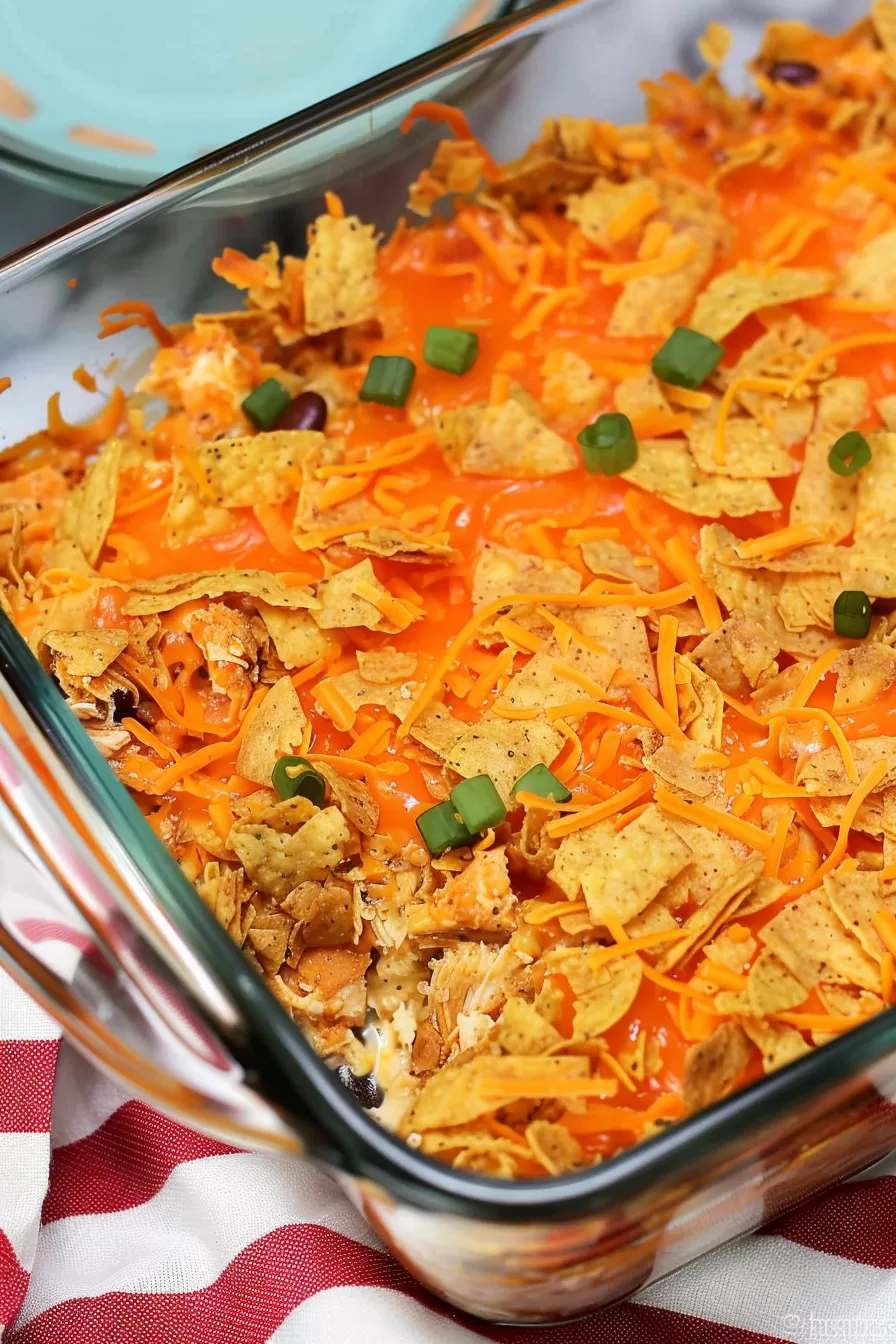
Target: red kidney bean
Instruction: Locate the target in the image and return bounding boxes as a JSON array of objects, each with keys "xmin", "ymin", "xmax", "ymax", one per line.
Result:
[
  {"xmin": 767, "ymin": 61, "xmax": 818, "ymax": 86},
  {"xmin": 274, "ymin": 390, "xmax": 327, "ymax": 432}
]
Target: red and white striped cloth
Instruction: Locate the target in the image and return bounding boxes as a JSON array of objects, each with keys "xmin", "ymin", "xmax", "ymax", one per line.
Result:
[{"xmin": 3, "ymin": 961, "xmax": 896, "ymax": 1344}]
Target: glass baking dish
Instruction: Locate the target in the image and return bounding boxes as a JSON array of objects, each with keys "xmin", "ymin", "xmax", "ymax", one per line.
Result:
[{"xmin": 1, "ymin": 0, "xmax": 895, "ymax": 1325}]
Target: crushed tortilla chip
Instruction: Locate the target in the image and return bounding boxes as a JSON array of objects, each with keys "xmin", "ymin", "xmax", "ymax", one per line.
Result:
[
  {"xmin": 407, "ymin": 1053, "xmax": 589, "ymax": 1132},
  {"xmin": 682, "ymin": 1020, "xmax": 752, "ymax": 1113},
  {"xmin": 194, "ymin": 431, "xmax": 323, "ymax": 507},
  {"xmin": 835, "ymin": 228, "xmax": 896, "ymax": 304},
  {"xmin": 314, "ymin": 655, "xmax": 420, "ymax": 726},
  {"xmin": 540, "ymin": 350, "xmax": 609, "ymax": 419},
  {"xmin": 561, "ymin": 950, "xmax": 644, "ymax": 1038},
  {"xmin": 235, "ymin": 675, "xmax": 309, "ymax": 786},
  {"xmin": 256, "ymin": 602, "xmax": 338, "ymax": 670},
  {"xmin": 526, "ymin": 1119, "xmax": 583, "ymax": 1175},
  {"xmin": 692, "ymin": 613, "xmax": 779, "ymax": 698},
  {"xmin": 833, "ymin": 644, "xmax": 896, "ymax": 712},
  {"xmin": 687, "ymin": 414, "xmax": 794, "ymax": 479},
  {"xmin": 740, "ymin": 1017, "xmax": 810, "ymax": 1073},
  {"xmin": 229, "ymin": 805, "xmax": 353, "ymax": 900},
  {"xmin": 550, "ymin": 821, "xmax": 615, "ymax": 900},
  {"xmin": 691, "ymin": 267, "xmax": 835, "ymax": 341},
  {"xmin": 313, "ymin": 559, "xmax": 406, "ymax": 632},
  {"xmin": 580, "ymin": 538, "xmax": 659, "ymax": 593},
  {"xmin": 566, "ymin": 179, "xmax": 658, "ymax": 249},
  {"xmin": 303, "ymin": 214, "xmax": 379, "ymax": 336},
  {"xmin": 747, "ymin": 947, "xmax": 807, "ymax": 1015},
  {"xmin": 342, "ymin": 526, "xmax": 460, "ymax": 565},
  {"xmin": 123, "ymin": 569, "xmax": 318, "ymax": 616},
  {"xmin": 761, "ymin": 888, "xmax": 882, "ymax": 993},
  {"xmin": 280, "ymin": 877, "xmax": 355, "ymax": 946},
  {"xmin": 581, "ymin": 805, "xmax": 692, "ymax": 927},
  {"xmin": 445, "ymin": 716, "xmax": 563, "ymax": 808},
  {"xmin": 443, "ymin": 397, "xmax": 577, "ymax": 478},
  {"xmin": 790, "ymin": 378, "xmax": 868, "ymax": 539},
  {"xmin": 57, "ymin": 437, "xmax": 122, "ymax": 566},
  {"xmin": 42, "ymin": 628, "xmax": 128, "ymax": 679},
  {"xmin": 609, "ymin": 224, "xmax": 718, "ymax": 338},
  {"xmin": 161, "ymin": 458, "xmax": 233, "ymax": 548},
  {"xmin": 623, "ymin": 439, "xmax": 779, "ymax": 517},
  {"xmin": 856, "ymin": 430, "xmax": 896, "ymax": 534},
  {"xmin": 495, "ymin": 996, "xmax": 562, "ymax": 1055},
  {"xmin": 796, "ymin": 736, "xmax": 896, "ymax": 795}
]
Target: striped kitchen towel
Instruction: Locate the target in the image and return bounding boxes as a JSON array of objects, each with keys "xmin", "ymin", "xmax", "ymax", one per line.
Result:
[{"xmin": 2, "ymin": 965, "xmax": 896, "ymax": 1343}]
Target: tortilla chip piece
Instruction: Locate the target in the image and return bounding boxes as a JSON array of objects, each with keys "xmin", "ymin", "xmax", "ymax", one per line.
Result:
[
  {"xmin": 540, "ymin": 351, "xmax": 608, "ymax": 419},
  {"xmin": 313, "ymin": 559, "xmax": 403, "ymax": 632},
  {"xmin": 747, "ymin": 947, "xmax": 807, "ymax": 1015},
  {"xmin": 471, "ymin": 542, "xmax": 581, "ymax": 638},
  {"xmin": 454, "ymin": 398, "xmax": 577, "ymax": 478},
  {"xmin": 228, "ymin": 806, "xmax": 353, "ymax": 900},
  {"xmin": 796, "ymin": 736, "xmax": 896, "ymax": 795},
  {"xmin": 494, "ymin": 641, "xmax": 616, "ymax": 720},
  {"xmin": 614, "ymin": 370, "xmax": 671, "ymax": 420},
  {"xmin": 314, "ymin": 764, "xmax": 379, "ymax": 837},
  {"xmin": 255, "ymin": 602, "xmax": 338, "ymax": 670},
  {"xmin": 740, "ymin": 1017, "xmax": 811, "ymax": 1074},
  {"xmin": 725, "ymin": 317, "xmax": 826, "ymax": 446},
  {"xmin": 810, "ymin": 788, "xmax": 896, "ymax": 841},
  {"xmin": 842, "ymin": 531, "xmax": 896, "ymax": 599},
  {"xmin": 194, "ymin": 431, "xmax": 323, "ymax": 508},
  {"xmin": 445, "ymin": 716, "xmax": 563, "ymax": 808},
  {"xmin": 675, "ymin": 654, "xmax": 723, "ymax": 749},
  {"xmin": 303, "ymin": 214, "xmax": 379, "ymax": 336},
  {"xmin": 560, "ymin": 951, "xmax": 643, "ymax": 1038},
  {"xmin": 642, "ymin": 737, "xmax": 725, "ymax": 801},
  {"xmin": 581, "ymin": 805, "xmax": 691, "ymax": 927},
  {"xmin": 790, "ymin": 378, "xmax": 868, "ymax": 540},
  {"xmin": 493, "ymin": 116, "xmax": 603, "ymax": 209},
  {"xmin": 690, "ymin": 267, "xmax": 835, "ymax": 341},
  {"xmin": 342, "ymin": 526, "xmax": 460, "ymax": 565},
  {"xmin": 58, "ymin": 437, "xmax": 122, "ymax": 566},
  {"xmin": 280, "ymin": 878, "xmax": 354, "ymax": 946},
  {"xmin": 235, "ymin": 675, "xmax": 308, "ymax": 786},
  {"xmin": 408, "ymin": 703, "xmax": 467, "ymax": 759},
  {"xmin": 123, "ymin": 569, "xmax": 318, "ymax": 616},
  {"xmin": 550, "ymin": 821, "xmax": 614, "ymax": 900},
  {"xmin": 407, "ymin": 1054, "xmax": 589, "ymax": 1132},
  {"xmin": 526, "ymin": 1120, "xmax": 583, "ymax": 1176},
  {"xmin": 161, "ymin": 458, "xmax": 233, "ymax": 548},
  {"xmin": 313, "ymin": 659, "xmax": 420, "ymax": 726},
  {"xmin": 824, "ymin": 867, "xmax": 896, "ymax": 963},
  {"xmin": 42, "ymin": 628, "xmax": 128, "ymax": 679},
  {"xmin": 581, "ymin": 539, "xmax": 659, "ymax": 593},
  {"xmin": 692, "ymin": 613, "xmax": 779, "ymax": 698},
  {"xmin": 496, "ymin": 996, "xmax": 562, "ymax": 1056},
  {"xmin": 856, "ymin": 431, "xmax": 896, "ymax": 534},
  {"xmin": 835, "ymin": 228, "xmax": 896, "ymax": 304},
  {"xmin": 761, "ymin": 890, "xmax": 882, "ymax": 993},
  {"xmin": 566, "ymin": 179, "xmax": 658, "ymax": 249},
  {"xmin": 658, "ymin": 851, "xmax": 764, "ymax": 971},
  {"xmin": 687, "ymin": 416, "xmax": 794, "ymax": 479},
  {"xmin": 776, "ymin": 573, "xmax": 842, "ymax": 634},
  {"xmin": 682, "ymin": 1020, "xmax": 752, "ymax": 1113},
  {"xmin": 877, "ymin": 393, "xmax": 896, "ymax": 431},
  {"xmin": 622, "ymin": 439, "xmax": 779, "ymax": 518},
  {"xmin": 608, "ymin": 224, "xmax": 717, "ymax": 338},
  {"xmin": 833, "ymin": 644, "xmax": 896, "ymax": 713},
  {"xmin": 569, "ymin": 606, "xmax": 657, "ymax": 695}
]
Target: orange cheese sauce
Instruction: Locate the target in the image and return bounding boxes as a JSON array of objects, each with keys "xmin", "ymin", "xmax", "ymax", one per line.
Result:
[{"xmin": 9, "ymin": 60, "xmax": 896, "ymax": 1162}]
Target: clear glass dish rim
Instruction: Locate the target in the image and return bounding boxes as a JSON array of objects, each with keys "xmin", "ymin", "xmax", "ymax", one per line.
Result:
[{"xmin": 1, "ymin": 0, "xmax": 895, "ymax": 1222}]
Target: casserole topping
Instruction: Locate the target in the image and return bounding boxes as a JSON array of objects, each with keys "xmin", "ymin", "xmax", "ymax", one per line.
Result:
[{"xmin": 7, "ymin": 9, "xmax": 896, "ymax": 1177}]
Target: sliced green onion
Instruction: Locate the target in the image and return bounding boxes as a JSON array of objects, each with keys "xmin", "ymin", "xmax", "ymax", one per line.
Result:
[
  {"xmin": 512, "ymin": 763, "xmax": 572, "ymax": 804},
  {"xmin": 828, "ymin": 430, "xmax": 871, "ymax": 477},
  {"xmin": 423, "ymin": 326, "xmax": 479, "ymax": 375},
  {"xmin": 271, "ymin": 755, "xmax": 327, "ymax": 807},
  {"xmin": 577, "ymin": 412, "xmax": 638, "ymax": 475},
  {"xmin": 650, "ymin": 326, "xmax": 724, "ymax": 390},
  {"xmin": 359, "ymin": 355, "xmax": 416, "ymax": 408},
  {"xmin": 416, "ymin": 801, "xmax": 474, "ymax": 856},
  {"xmin": 242, "ymin": 378, "xmax": 292, "ymax": 430},
  {"xmin": 833, "ymin": 589, "xmax": 872, "ymax": 639},
  {"xmin": 450, "ymin": 775, "xmax": 507, "ymax": 834}
]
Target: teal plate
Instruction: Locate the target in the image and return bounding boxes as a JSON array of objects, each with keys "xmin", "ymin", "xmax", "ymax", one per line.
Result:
[{"xmin": 0, "ymin": 0, "xmax": 513, "ymax": 190}]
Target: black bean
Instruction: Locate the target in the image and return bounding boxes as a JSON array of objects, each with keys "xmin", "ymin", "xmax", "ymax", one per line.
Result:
[
  {"xmin": 336, "ymin": 1065, "xmax": 383, "ymax": 1109},
  {"xmin": 274, "ymin": 390, "xmax": 328, "ymax": 433},
  {"xmin": 110, "ymin": 687, "xmax": 137, "ymax": 722},
  {"xmin": 767, "ymin": 61, "xmax": 819, "ymax": 87}
]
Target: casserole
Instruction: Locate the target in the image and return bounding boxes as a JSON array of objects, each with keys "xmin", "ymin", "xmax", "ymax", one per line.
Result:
[{"xmin": 2, "ymin": 0, "xmax": 896, "ymax": 1325}]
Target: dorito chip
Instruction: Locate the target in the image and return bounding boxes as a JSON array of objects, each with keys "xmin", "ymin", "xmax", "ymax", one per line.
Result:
[
  {"xmin": 235, "ymin": 675, "xmax": 308, "ymax": 786},
  {"xmin": 445, "ymin": 716, "xmax": 563, "ymax": 808},
  {"xmin": 687, "ymin": 415, "xmax": 794, "ymax": 479},
  {"xmin": 796, "ymin": 736, "xmax": 896, "ymax": 795},
  {"xmin": 856, "ymin": 431, "xmax": 896, "ymax": 534},
  {"xmin": 833, "ymin": 644, "xmax": 896, "ymax": 713},
  {"xmin": 341, "ymin": 526, "xmax": 460, "ymax": 565},
  {"xmin": 58, "ymin": 437, "xmax": 122, "ymax": 566},
  {"xmin": 194, "ymin": 431, "xmax": 324, "ymax": 507},
  {"xmin": 692, "ymin": 613, "xmax": 779, "ymax": 698},
  {"xmin": 560, "ymin": 950, "xmax": 644, "ymax": 1038},
  {"xmin": 42, "ymin": 628, "xmax": 128, "ymax": 679},
  {"xmin": 495, "ymin": 996, "xmax": 562, "ymax": 1055},
  {"xmin": 408, "ymin": 847, "xmax": 516, "ymax": 936},
  {"xmin": 228, "ymin": 805, "xmax": 353, "ymax": 900},
  {"xmin": 790, "ymin": 378, "xmax": 868, "ymax": 540},
  {"xmin": 835, "ymin": 228, "xmax": 896, "ymax": 304},
  {"xmin": 746, "ymin": 947, "xmax": 807, "ymax": 1015},
  {"xmin": 580, "ymin": 539, "xmax": 659, "ymax": 593},
  {"xmin": 682, "ymin": 1020, "xmax": 752, "ymax": 1113},
  {"xmin": 447, "ymin": 397, "xmax": 577, "ymax": 478},
  {"xmin": 255, "ymin": 602, "xmax": 338, "ymax": 670},
  {"xmin": 581, "ymin": 805, "xmax": 692, "ymax": 927},
  {"xmin": 303, "ymin": 213, "xmax": 379, "ymax": 336},
  {"xmin": 123, "ymin": 569, "xmax": 319, "ymax": 615},
  {"xmin": 566, "ymin": 179, "xmax": 658, "ymax": 249},
  {"xmin": 761, "ymin": 889, "xmax": 882, "ymax": 993},
  {"xmin": 740, "ymin": 1017, "xmax": 810, "ymax": 1074},
  {"xmin": 313, "ymin": 559, "xmax": 406, "ymax": 632},
  {"xmin": 691, "ymin": 266, "xmax": 835, "ymax": 341},
  {"xmin": 608, "ymin": 223, "xmax": 718, "ymax": 338},
  {"xmin": 622, "ymin": 439, "xmax": 779, "ymax": 518},
  {"xmin": 407, "ymin": 1054, "xmax": 589, "ymax": 1132}
]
